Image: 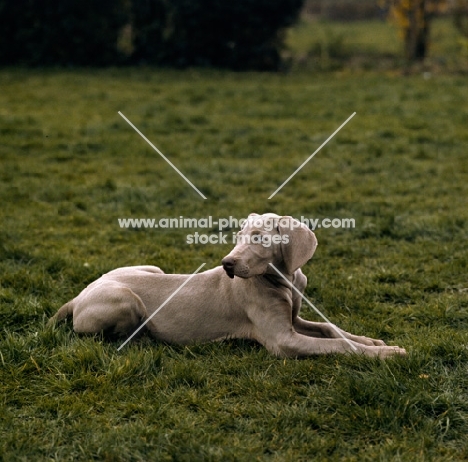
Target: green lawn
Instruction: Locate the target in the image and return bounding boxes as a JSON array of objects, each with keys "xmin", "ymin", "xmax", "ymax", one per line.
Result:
[
  {"xmin": 1, "ymin": 62, "xmax": 468, "ymax": 460},
  {"xmin": 286, "ymin": 17, "xmax": 468, "ymax": 72}
]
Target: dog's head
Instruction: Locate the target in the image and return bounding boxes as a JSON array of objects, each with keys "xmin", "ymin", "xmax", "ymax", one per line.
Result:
[{"xmin": 221, "ymin": 213, "xmax": 317, "ymax": 279}]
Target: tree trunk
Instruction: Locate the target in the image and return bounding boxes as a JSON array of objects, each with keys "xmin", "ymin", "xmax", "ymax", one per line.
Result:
[{"xmin": 404, "ymin": 0, "xmax": 429, "ymax": 61}]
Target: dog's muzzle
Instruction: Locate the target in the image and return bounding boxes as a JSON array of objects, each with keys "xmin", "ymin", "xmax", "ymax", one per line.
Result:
[{"xmin": 221, "ymin": 257, "xmax": 236, "ymax": 279}]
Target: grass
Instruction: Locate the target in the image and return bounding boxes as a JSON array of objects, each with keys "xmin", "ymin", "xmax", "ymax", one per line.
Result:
[
  {"xmin": 286, "ymin": 17, "xmax": 468, "ymax": 72},
  {"xmin": 1, "ymin": 31, "xmax": 468, "ymax": 460}
]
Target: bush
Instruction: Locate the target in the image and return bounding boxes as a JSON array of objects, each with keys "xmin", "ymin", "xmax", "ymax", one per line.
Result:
[
  {"xmin": 131, "ymin": 0, "xmax": 306, "ymax": 70},
  {"xmin": 0, "ymin": 0, "xmax": 129, "ymax": 66},
  {"xmin": 0, "ymin": 0, "xmax": 304, "ymax": 69}
]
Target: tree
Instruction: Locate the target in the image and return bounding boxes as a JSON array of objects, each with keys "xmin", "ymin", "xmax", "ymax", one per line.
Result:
[
  {"xmin": 0, "ymin": 0, "xmax": 304, "ymax": 69},
  {"xmin": 131, "ymin": 0, "xmax": 305, "ymax": 70},
  {"xmin": 383, "ymin": 0, "xmax": 448, "ymax": 61},
  {"xmin": 0, "ymin": 0, "xmax": 129, "ymax": 66},
  {"xmin": 453, "ymin": 0, "xmax": 468, "ymax": 37}
]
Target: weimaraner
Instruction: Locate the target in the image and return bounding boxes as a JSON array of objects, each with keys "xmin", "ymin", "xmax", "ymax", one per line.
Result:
[{"xmin": 50, "ymin": 213, "xmax": 406, "ymax": 358}]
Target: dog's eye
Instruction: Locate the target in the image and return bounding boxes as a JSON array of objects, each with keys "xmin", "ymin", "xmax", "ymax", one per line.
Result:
[{"xmin": 249, "ymin": 231, "xmax": 264, "ymax": 244}]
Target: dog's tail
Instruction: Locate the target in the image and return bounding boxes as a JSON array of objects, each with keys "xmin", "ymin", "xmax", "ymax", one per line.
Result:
[{"xmin": 47, "ymin": 301, "xmax": 74, "ymax": 327}]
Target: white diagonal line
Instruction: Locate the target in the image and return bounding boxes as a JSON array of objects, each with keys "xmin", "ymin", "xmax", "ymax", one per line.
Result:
[
  {"xmin": 118, "ymin": 111, "xmax": 207, "ymax": 200},
  {"xmin": 117, "ymin": 263, "xmax": 206, "ymax": 351},
  {"xmin": 268, "ymin": 263, "xmax": 358, "ymax": 351},
  {"xmin": 268, "ymin": 112, "xmax": 356, "ymax": 199}
]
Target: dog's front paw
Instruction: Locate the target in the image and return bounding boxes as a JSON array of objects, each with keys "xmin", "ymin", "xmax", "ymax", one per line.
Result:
[
  {"xmin": 376, "ymin": 346, "xmax": 407, "ymax": 358},
  {"xmin": 352, "ymin": 334, "xmax": 387, "ymax": 347}
]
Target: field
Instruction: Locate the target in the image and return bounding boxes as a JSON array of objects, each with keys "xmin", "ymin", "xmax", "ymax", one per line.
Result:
[
  {"xmin": 1, "ymin": 19, "xmax": 468, "ymax": 461},
  {"xmin": 286, "ymin": 17, "xmax": 467, "ymax": 73}
]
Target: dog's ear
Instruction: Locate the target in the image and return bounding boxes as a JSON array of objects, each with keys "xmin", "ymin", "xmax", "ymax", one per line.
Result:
[
  {"xmin": 278, "ymin": 217, "xmax": 317, "ymax": 274},
  {"xmin": 241, "ymin": 213, "xmax": 259, "ymax": 230}
]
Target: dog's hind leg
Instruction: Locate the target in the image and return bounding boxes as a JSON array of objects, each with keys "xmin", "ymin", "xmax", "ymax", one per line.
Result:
[{"xmin": 73, "ymin": 284, "xmax": 149, "ymax": 337}]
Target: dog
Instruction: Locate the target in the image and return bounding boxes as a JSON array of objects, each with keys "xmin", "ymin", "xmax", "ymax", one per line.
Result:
[{"xmin": 50, "ymin": 213, "xmax": 406, "ymax": 358}]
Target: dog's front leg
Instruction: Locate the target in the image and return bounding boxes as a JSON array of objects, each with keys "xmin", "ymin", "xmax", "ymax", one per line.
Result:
[
  {"xmin": 289, "ymin": 271, "xmax": 388, "ymax": 347},
  {"xmin": 274, "ymin": 330, "xmax": 405, "ymax": 358},
  {"xmin": 291, "ymin": 269, "xmax": 307, "ymax": 320},
  {"xmin": 293, "ymin": 318, "xmax": 388, "ymax": 347},
  {"xmin": 249, "ymin": 300, "xmax": 405, "ymax": 358}
]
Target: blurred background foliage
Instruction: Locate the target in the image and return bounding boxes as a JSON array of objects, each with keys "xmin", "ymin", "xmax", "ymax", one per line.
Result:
[
  {"xmin": 0, "ymin": 0, "xmax": 304, "ymax": 70},
  {"xmin": 0, "ymin": 0, "xmax": 467, "ymax": 70},
  {"xmin": 0, "ymin": 0, "xmax": 131, "ymax": 65}
]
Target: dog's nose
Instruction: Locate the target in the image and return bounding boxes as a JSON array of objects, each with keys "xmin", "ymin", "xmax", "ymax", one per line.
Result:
[
  {"xmin": 222, "ymin": 257, "xmax": 236, "ymax": 279},
  {"xmin": 222, "ymin": 257, "xmax": 236, "ymax": 269}
]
